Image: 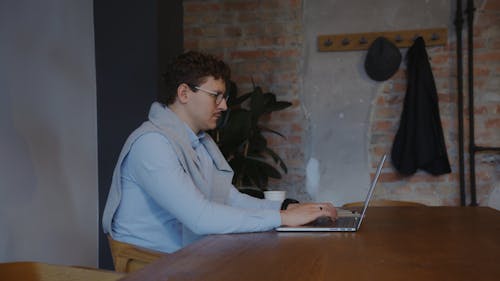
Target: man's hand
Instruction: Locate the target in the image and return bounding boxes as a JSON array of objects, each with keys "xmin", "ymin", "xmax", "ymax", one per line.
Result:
[{"xmin": 280, "ymin": 202, "xmax": 337, "ymax": 226}]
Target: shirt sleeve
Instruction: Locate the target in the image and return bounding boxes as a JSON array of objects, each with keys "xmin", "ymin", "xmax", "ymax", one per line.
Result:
[
  {"xmin": 227, "ymin": 186, "xmax": 282, "ymax": 210},
  {"xmin": 126, "ymin": 133, "xmax": 282, "ymax": 235}
]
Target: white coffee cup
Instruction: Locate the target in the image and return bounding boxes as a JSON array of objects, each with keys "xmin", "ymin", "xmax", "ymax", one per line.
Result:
[{"xmin": 264, "ymin": 191, "xmax": 286, "ymax": 202}]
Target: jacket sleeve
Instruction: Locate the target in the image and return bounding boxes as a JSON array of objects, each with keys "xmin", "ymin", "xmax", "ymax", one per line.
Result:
[
  {"xmin": 126, "ymin": 133, "xmax": 282, "ymax": 235},
  {"xmin": 227, "ymin": 186, "xmax": 282, "ymax": 210}
]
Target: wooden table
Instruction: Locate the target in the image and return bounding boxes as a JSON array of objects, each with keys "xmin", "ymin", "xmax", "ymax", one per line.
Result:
[
  {"xmin": 122, "ymin": 207, "xmax": 500, "ymax": 281},
  {"xmin": 0, "ymin": 262, "xmax": 124, "ymax": 281}
]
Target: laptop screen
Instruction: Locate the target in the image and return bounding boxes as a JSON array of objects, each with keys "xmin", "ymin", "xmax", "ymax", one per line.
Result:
[{"xmin": 356, "ymin": 154, "xmax": 387, "ymax": 229}]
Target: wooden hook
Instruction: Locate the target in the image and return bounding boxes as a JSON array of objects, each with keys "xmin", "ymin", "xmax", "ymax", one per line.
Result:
[{"xmin": 324, "ymin": 38, "xmax": 333, "ymax": 47}]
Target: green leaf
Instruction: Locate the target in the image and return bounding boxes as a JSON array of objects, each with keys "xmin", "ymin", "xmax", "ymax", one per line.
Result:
[
  {"xmin": 244, "ymin": 160, "xmax": 263, "ymax": 188},
  {"xmin": 228, "ymin": 156, "xmax": 244, "ymax": 173},
  {"xmin": 259, "ymin": 125, "xmax": 285, "ymax": 138},
  {"xmin": 262, "ymin": 93, "xmax": 277, "ymax": 107},
  {"xmin": 211, "ymin": 80, "xmax": 291, "ymax": 191},
  {"xmin": 267, "ymin": 101, "xmax": 292, "ymax": 112},
  {"xmin": 219, "ymin": 109, "xmax": 251, "ymax": 146},
  {"xmin": 238, "ymin": 188, "xmax": 265, "ymax": 198},
  {"xmin": 226, "ymin": 80, "xmax": 238, "ymax": 106},
  {"xmin": 255, "ymin": 160, "xmax": 282, "ymax": 179},
  {"xmin": 245, "ymin": 157, "xmax": 282, "ymax": 179},
  {"xmin": 249, "ymin": 132, "xmax": 267, "ymax": 151},
  {"xmin": 250, "ymin": 87, "xmax": 266, "ymax": 123},
  {"xmin": 264, "ymin": 147, "xmax": 288, "ymax": 174},
  {"xmin": 256, "ymin": 166, "xmax": 269, "ymax": 187},
  {"xmin": 232, "ymin": 91, "xmax": 252, "ymax": 106}
]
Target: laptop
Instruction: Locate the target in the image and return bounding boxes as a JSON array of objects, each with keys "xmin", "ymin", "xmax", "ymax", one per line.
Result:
[{"xmin": 276, "ymin": 154, "xmax": 387, "ymax": 232}]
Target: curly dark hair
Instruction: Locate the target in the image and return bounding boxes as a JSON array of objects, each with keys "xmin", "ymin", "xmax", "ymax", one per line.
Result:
[{"xmin": 159, "ymin": 51, "xmax": 231, "ymax": 105}]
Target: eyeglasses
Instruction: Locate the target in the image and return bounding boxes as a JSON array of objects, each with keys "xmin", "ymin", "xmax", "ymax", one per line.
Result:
[{"xmin": 192, "ymin": 86, "xmax": 229, "ymax": 105}]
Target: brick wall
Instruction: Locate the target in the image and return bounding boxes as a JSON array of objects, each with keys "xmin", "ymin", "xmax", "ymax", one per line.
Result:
[
  {"xmin": 369, "ymin": 1, "xmax": 500, "ymax": 205},
  {"xmin": 184, "ymin": 0, "xmax": 499, "ymax": 205},
  {"xmin": 183, "ymin": 0, "xmax": 306, "ymax": 196}
]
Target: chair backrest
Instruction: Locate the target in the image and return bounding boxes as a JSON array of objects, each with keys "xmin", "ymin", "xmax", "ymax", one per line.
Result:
[
  {"xmin": 107, "ymin": 236, "xmax": 164, "ymax": 273},
  {"xmin": 0, "ymin": 262, "xmax": 123, "ymax": 281},
  {"xmin": 342, "ymin": 199, "xmax": 426, "ymax": 209}
]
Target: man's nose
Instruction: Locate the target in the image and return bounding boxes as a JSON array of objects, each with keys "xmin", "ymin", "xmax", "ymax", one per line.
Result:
[{"xmin": 218, "ymin": 98, "xmax": 228, "ymax": 111}]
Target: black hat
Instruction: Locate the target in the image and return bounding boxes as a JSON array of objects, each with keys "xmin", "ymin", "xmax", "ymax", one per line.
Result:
[{"xmin": 364, "ymin": 37, "xmax": 402, "ymax": 81}]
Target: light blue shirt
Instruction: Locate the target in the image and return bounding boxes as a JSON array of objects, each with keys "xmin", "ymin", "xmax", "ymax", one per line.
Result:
[{"xmin": 111, "ymin": 117, "xmax": 281, "ymax": 253}]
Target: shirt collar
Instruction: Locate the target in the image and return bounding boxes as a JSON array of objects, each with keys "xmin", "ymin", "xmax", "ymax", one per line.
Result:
[{"xmin": 184, "ymin": 124, "xmax": 206, "ymax": 149}]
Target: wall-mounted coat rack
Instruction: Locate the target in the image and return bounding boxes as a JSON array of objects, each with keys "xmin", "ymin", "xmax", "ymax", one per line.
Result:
[{"xmin": 318, "ymin": 28, "xmax": 447, "ymax": 52}]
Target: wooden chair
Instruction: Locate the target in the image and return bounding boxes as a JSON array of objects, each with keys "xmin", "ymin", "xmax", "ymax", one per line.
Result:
[
  {"xmin": 342, "ymin": 199, "xmax": 427, "ymax": 209},
  {"xmin": 107, "ymin": 236, "xmax": 164, "ymax": 273},
  {"xmin": 0, "ymin": 261, "xmax": 124, "ymax": 281}
]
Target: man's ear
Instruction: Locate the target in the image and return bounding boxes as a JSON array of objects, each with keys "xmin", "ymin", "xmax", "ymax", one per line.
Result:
[{"xmin": 176, "ymin": 83, "xmax": 190, "ymax": 104}]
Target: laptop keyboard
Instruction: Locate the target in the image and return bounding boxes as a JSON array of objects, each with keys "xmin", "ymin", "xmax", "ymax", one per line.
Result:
[
  {"xmin": 335, "ymin": 217, "xmax": 358, "ymax": 228},
  {"xmin": 309, "ymin": 216, "xmax": 358, "ymax": 228}
]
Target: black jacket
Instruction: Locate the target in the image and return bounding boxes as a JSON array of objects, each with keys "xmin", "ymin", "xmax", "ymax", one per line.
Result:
[{"xmin": 391, "ymin": 37, "xmax": 451, "ymax": 176}]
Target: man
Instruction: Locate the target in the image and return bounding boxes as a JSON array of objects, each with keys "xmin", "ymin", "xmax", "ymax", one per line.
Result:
[{"xmin": 102, "ymin": 51, "xmax": 336, "ymax": 253}]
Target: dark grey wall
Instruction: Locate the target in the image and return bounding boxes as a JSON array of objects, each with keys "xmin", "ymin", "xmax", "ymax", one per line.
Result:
[
  {"xmin": 0, "ymin": 0, "xmax": 98, "ymax": 266},
  {"xmin": 94, "ymin": 0, "xmax": 183, "ymax": 269},
  {"xmin": 0, "ymin": 0, "xmax": 182, "ymax": 268}
]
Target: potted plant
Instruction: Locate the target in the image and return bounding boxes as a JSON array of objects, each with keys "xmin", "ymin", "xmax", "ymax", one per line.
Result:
[{"xmin": 209, "ymin": 80, "xmax": 292, "ymax": 198}]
